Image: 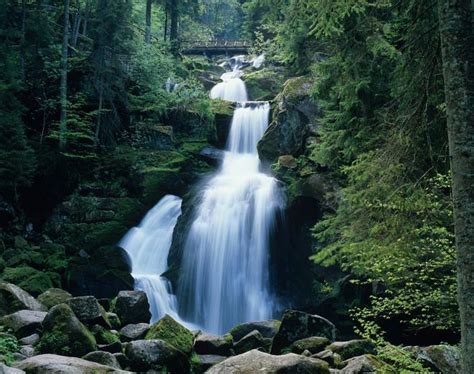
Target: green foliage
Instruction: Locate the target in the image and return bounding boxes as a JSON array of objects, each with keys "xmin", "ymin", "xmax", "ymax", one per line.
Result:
[
  {"xmin": 0, "ymin": 332, "xmax": 19, "ymax": 366},
  {"xmin": 146, "ymin": 315, "xmax": 194, "ymax": 355}
]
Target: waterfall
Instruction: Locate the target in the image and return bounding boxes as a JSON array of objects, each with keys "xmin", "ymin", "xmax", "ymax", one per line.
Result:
[
  {"xmin": 119, "ymin": 195, "xmax": 182, "ymax": 323},
  {"xmin": 210, "ymin": 60, "xmax": 248, "ymax": 102},
  {"xmin": 178, "ymin": 59, "xmax": 285, "ymax": 334}
]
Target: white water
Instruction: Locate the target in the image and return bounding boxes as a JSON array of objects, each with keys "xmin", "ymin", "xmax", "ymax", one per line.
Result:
[
  {"xmin": 210, "ymin": 60, "xmax": 248, "ymax": 102},
  {"xmin": 118, "ymin": 195, "xmax": 182, "ymax": 323},
  {"xmin": 178, "ymin": 59, "xmax": 284, "ymax": 334}
]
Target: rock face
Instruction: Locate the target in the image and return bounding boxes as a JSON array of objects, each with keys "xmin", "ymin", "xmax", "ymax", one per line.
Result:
[
  {"xmin": 124, "ymin": 339, "xmax": 190, "ymax": 373},
  {"xmin": 1, "ymin": 310, "xmax": 47, "ymax": 338},
  {"xmin": 326, "ymin": 340, "xmax": 376, "ymax": 360},
  {"xmin": 37, "ymin": 288, "xmax": 72, "ymax": 310},
  {"xmin": 145, "ymin": 314, "xmax": 194, "ymax": 355},
  {"xmin": 228, "ymin": 320, "xmax": 281, "ymax": 341},
  {"xmin": 113, "ymin": 290, "xmax": 151, "ymax": 325},
  {"xmin": 67, "ymin": 296, "xmax": 110, "ymax": 327},
  {"xmin": 194, "ymin": 333, "xmax": 233, "ymax": 356},
  {"xmin": 14, "ymin": 354, "xmax": 131, "ymax": 373},
  {"xmin": 37, "ymin": 303, "xmax": 97, "ymax": 357},
  {"xmin": 207, "ymin": 349, "xmax": 330, "ymax": 374},
  {"xmin": 271, "ymin": 310, "xmax": 336, "ymax": 354},
  {"xmin": 257, "ymin": 76, "xmax": 319, "ymax": 165},
  {"xmin": 0, "ymin": 282, "xmax": 46, "ymax": 316}
]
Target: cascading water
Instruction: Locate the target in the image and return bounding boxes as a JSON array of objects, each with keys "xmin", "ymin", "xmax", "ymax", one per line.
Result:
[
  {"xmin": 210, "ymin": 56, "xmax": 248, "ymax": 102},
  {"xmin": 119, "ymin": 195, "xmax": 182, "ymax": 323},
  {"xmin": 178, "ymin": 59, "xmax": 285, "ymax": 334}
]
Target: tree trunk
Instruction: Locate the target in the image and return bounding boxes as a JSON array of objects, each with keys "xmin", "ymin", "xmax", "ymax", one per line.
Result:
[
  {"xmin": 438, "ymin": 0, "xmax": 474, "ymax": 372},
  {"xmin": 145, "ymin": 0, "xmax": 152, "ymax": 43},
  {"xmin": 170, "ymin": 0, "xmax": 179, "ymax": 54},
  {"xmin": 59, "ymin": 0, "xmax": 69, "ymax": 150},
  {"xmin": 164, "ymin": 1, "xmax": 168, "ymax": 41}
]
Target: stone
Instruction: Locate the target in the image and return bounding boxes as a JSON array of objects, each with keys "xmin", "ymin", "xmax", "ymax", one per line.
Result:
[
  {"xmin": 14, "ymin": 354, "xmax": 131, "ymax": 373},
  {"xmin": 406, "ymin": 345, "xmax": 461, "ymax": 373},
  {"xmin": 0, "ymin": 282, "xmax": 46, "ymax": 316},
  {"xmin": 1, "ymin": 310, "xmax": 47, "ymax": 338},
  {"xmin": 340, "ymin": 354, "xmax": 391, "ymax": 373},
  {"xmin": 228, "ymin": 319, "xmax": 281, "ymax": 341},
  {"xmin": 98, "ymin": 341, "xmax": 123, "ymax": 354},
  {"xmin": 124, "ymin": 339, "xmax": 190, "ymax": 373},
  {"xmin": 234, "ymin": 330, "xmax": 265, "ymax": 354},
  {"xmin": 271, "ymin": 310, "xmax": 336, "ymax": 354},
  {"xmin": 207, "ymin": 349, "xmax": 330, "ymax": 374},
  {"xmin": 145, "ymin": 314, "xmax": 194, "ymax": 355},
  {"xmin": 194, "ymin": 333, "xmax": 233, "ymax": 356},
  {"xmin": 314, "ymin": 349, "xmax": 343, "ymax": 367},
  {"xmin": 82, "ymin": 351, "xmax": 122, "ymax": 369},
  {"xmin": 278, "ymin": 155, "xmax": 298, "ymax": 169},
  {"xmin": 90, "ymin": 324, "xmax": 120, "ymax": 345},
  {"xmin": 148, "ymin": 126, "xmax": 176, "ymax": 150},
  {"xmin": 37, "ymin": 288, "xmax": 72, "ymax": 310},
  {"xmin": 67, "ymin": 296, "xmax": 111, "ymax": 328},
  {"xmin": 113, "ymin": 353, "xmax": 130, "ymax": 370},
  {"xmin": 195, "ymin": 354, "xmax": 226, "ymax": 372},
  {"xmin": 113, "ymin": 291, "xmax": 151, "ymax": 325},
  {"xmin": 19, "ymin": 345, "xmax": 35, "ymax": 358},
  {"xmin": 198, "ymin": 146, "xmax": 225, "ymax": 166},
  {"xmin": 98, "ymin": 298, "xmax": 111, "ymax": 311},
  {"xmin": 37, "ymin": 303, "xmax": 97, "ymax": 357},
  {"xmin": 0, "ymin": 364, "xmax": 25, "ymax": 374},
  {"xmin": 120, "ymin": 323, "xmax": 149, "ymax": 342},
  {"xmin": 327, "ymin": 340, "xmax": 376, "ymax": 360},
  {"xmin": 18, "ymin": 334, "xmax": 39, "ymax": 346},
  {"xmin": 291, "ymin": 336, "xmax": 331, "ymax": 354},
  {"xmin": 106, "ymin": 312, "xmax": 121, "ymax": 330}
]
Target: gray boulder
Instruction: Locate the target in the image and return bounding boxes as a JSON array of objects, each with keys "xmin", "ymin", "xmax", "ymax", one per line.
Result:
[
  {"xmin": 124, "ymin": 339, "xmax": 189, "ymax": 373},
  {"xmin": 271, "ymin": 310, "xmax": 336, "ymax": 354},
  {"xmin": 37, "ymin": 288, "xmax": 72, "ymax": 310},
  {"xmin": 119, "ymin": 323, "xmax": 149, "ymax": 342},
  {"xmin": 107, "ymin": 313, "xmax": 121, "ymax": 330},
  {"xmin": 82, "ymin": 351, "xmax": 122, "ymax": 369},
  {"xmin": 18, "ymin": 334, "xmax": 39, "ymax": 346},
  {"xmin": 313, "ymin": 349, "xmax": 343, "ymax": 367},
  {"xmin": 406, "ymin": 345, "xmax": 461, "ymax": 373},
  {"xmin": 340, "ymin": 354, "xmax": 391, "ymax": 373},
  {"xmin": 207, "ymin": 349, "xmax": 330, "ymax": 374},
  {"xmin": 228, "ymin": 320, "xmax": 281, "ymax": 341},
  {"xmin": 195, "ymin": 354, "xmax": 226, "ymax": 372},
  {"xmin": 0, "ymin": 282, "xmax": 46, "ymax": 316},
  {"xmin": 1, "ymin": 310, "xmax": 47, "ymax": 338},
  {"xmin": 234, "ymin": 330, "xmax": 265, "ymax": 354},
  {"xmin": 67, "ymin": 296, "xmax": 111, "ymax": 328},
  {"xmin": 0, "ymin": 364, "xmax": 25, "ymax": 374},
  {"xmin": 19, "ymin": 345, "xmax": 35, "ymax": 358},
  {"xmin": 327, "ymin": 340, "xmax": 376, "ymax": 360},
  {"xmin": 194, "ymin": 333, "xmax": 232, "ymax": 356},
  {"xmin": 14, "ymin": 354, "xmax": 131, "ymax": 373},
  {"xmin": 113, "ymin": 291, "xmax": 151, "ymax": 325},
  {"xmin": 291, "ymin": 336, "xmax": 331, "ymax": 354}
]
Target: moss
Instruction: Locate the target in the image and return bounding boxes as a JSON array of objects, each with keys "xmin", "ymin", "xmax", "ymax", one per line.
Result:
[
  {"xmin": 210, "ymin": 99, "xmax": 234, "ymax": 116},
  {"xmin": 37, "ymin": 288, "xmax": 72, "ymax": 309},
  {"xmin": 190, "ymin": 352, "xmax": 202, "ymax": 373},
  {"xmin": 244, "ymin": 68, "xmax": 285, "ymax": 101},
  {"xmin": 91, "ymin": 325, "xmax": 120, "ymax": 345},
  {"xmin": 1, "ymin": 266, "xmax": 60, "ymax": 296},
  {"xmin": 0, "ymin": 332, "xmax": 19, "ymax": 366},
  {"xmin": 145, "ymin": 315, "xmax": 194, "ymax": 355}
]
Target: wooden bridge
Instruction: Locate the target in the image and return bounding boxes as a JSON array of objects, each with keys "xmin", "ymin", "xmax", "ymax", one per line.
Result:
[{"xmin": 181, "ymin": 40, "xmax": 250, "ymax": 56}]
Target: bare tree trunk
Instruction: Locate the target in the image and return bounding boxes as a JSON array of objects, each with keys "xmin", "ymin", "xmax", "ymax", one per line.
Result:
[
  {"xmin": 95, "ymin": 75, "xmax": 104, "ymax": 145},
  {"xmin": 164, "ymin": 1, "xmax": 168, "ymax": 41},
  {"xmin": 145, "ymin": 0, "xmax": 152, "ymax": 44},
  {"xmin": 20, "ymin": 0, "xmax": 26, "ymax": 81},
  {"xmin": 170, "ymin": 0, "xmax": 179, "ymax": 54},
  {"xmin": 438, "ymin": 0, "xmax": 474, "ymax": 372},
  {"xmin": 71, "ymin": 0, "xmax": 82, "ymax": 48},
  {"xmin": 59, "ymin": 0, "xmax": 69, "ymax": 150}
]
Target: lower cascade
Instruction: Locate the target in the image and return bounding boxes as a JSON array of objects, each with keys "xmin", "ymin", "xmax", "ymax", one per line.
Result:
[{"xmin": 118, "ymin": 195, "xmax": 182, "ymax": 323}]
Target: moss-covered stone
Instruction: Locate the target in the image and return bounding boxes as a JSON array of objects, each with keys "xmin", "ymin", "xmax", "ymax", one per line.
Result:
[
  {"xmin": 145, "ymin": 314, "xmax": 194, "ymax": 355},
  {"xmin": 327, "ymin": 339, "xmax": 376, "ymax": 360},
  {"xmin": 1, "ymin": 266, "xmax": 60, "ymax": 296},
  {"xmin": 37, "ymin": 303, "xmax": 97, "ymax": 357},
  {"xmin": 91, "ymin": 325, "xmax": 120, "ymax": 345},
  {"xmin": 37, "ymin": 288, "xmax": 72, "ymax": 310},
  {"xmin": 244, "ymin": 68, "xmax": 286, "ymax": 101}
]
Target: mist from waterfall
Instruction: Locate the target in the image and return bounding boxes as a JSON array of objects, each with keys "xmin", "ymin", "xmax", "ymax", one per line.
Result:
[
  {"xmin": 118, "ymin": 195, "xmax": 183, "ymax": 323},
  {"xmin": 178, "ymin": 61, "xmax": 285, "ymax": 333}
]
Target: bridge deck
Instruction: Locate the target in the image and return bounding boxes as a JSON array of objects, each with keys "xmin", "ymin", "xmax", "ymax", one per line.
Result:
[{"xmin": 181, "ymin": 40, "xmax": 250, "ymax": 55}]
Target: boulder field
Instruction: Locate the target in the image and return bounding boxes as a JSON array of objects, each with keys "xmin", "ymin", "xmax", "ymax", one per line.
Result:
[{"xmin": 0, "ymin": 282, "xmax": 461, "ymax": 373}]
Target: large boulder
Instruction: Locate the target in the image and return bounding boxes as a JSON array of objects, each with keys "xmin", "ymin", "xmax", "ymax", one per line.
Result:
[
  {"xmin": 113, "ymin": 290, "xmax": 151, "ymax": 325},
  {"xmin": 271, "ymin": 310, "xmax": 336, "ymax": 354},
  {"xmin": 406, "ymin": 345, "xmax": 461, "ymax": 373},
  {"xmin": 90, "ymin": 325, "xmax": 120, "ymax": 345},
  {"xmin": 1, "ymin": 310, "xmax": 47, "ymax": 338},
  {"xmin": 82, "ymin": 351, "xmax": 122, "ymax": 369},
  {"xmin": 290, "ymin": 336, "xmax": 331, "ymax": 354},
  {"xmin": 0, "ymin": 282, "xmax": 46, "ymax": 316},
  {"xmin": 67, "ymin": 296, "xmax": 111, "ymax": 327},
  {"xmin": 1, "ymin": 267, "xmax": 60, "ymax": 296},
  {"xmin": 326, "ymin": 340, "xmax": 376, "ymax": 360},
  {"xmin": 119, "ymin": 323, "xmax": 150, "ymax": 342},
  {"xmin": 0, "ymin": 364, "xmax": 24, "ymax": 374},
  {"xmin": 340, "ymin": 354, "xmax": 392, "ymax": 373},
  {"xmin": 207, "ymin": 349, "xmax": 330, "ymax": 374},
  {"xmin": 145, "ymin": 314, "xmax": 194, "ymax": 355},
  {"xmin": 228, "ymin": 320, "xmax": 281, "ymax": 341},
  {"xmin": 124, "ymin": 339, "xmax": 190, "ymax": 373},
  {"xmin": 14, "ymin": 354, "xmax": 131, "ymax": 373},
  {"xmin": 194, "ymin": 354, "xmax": 226, "ymax": 373},
  {"xmin": 234, "ymin": 330, "xmax": 266, "ymax": 354},
  {"xmin": 37, "ymin": 288, "xmax": 72, "ymax": 310},
  {"xmin": 244, "ymin": 68, "xmax": 286, "ymax": 101},
  {"xmin": 194, "ymin": 333, "xmax": 233, "ymax": 356},
  {"xmin": 37, "ymin": 303, "xmax": 97, "ymax": 357},
  {"xmin": 258, "ymin": 76, "xmax": 319, "ymax": 165}
]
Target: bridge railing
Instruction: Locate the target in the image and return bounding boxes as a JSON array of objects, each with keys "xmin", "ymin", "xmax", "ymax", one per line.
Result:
[{"xmin": 181, "ymin": 39, "xmax": 250, "ymax": 50}]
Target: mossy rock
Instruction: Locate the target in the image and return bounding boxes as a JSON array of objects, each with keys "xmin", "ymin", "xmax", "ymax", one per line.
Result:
[
  {"xmin": 1, "ymin": 266, "xmax": 60, "ymax": 296},
  {"xmin": 91, "ymin": 324, "xmax": 120, "ymax": 345},
  {"xmin": 142, "ymin": 167, "xmax": 186, "ymax": 205},
  {"xmin": 145, "ymin": 315, "xmax": 194, "ymax": 355},
  {"xmin": 37, "ymin": 288, "xmax": 72, "ymax": 310},
  {"xmin": 244, "ymin": 68, "xmax": 286, "ymax": 101},
  {"xmin": 326, "ymin": 339, "xmax": 376, "ymax": 360},
  {"xmin": 37, "ymin": 303, "xmax": 97, "ymax": 357}
]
